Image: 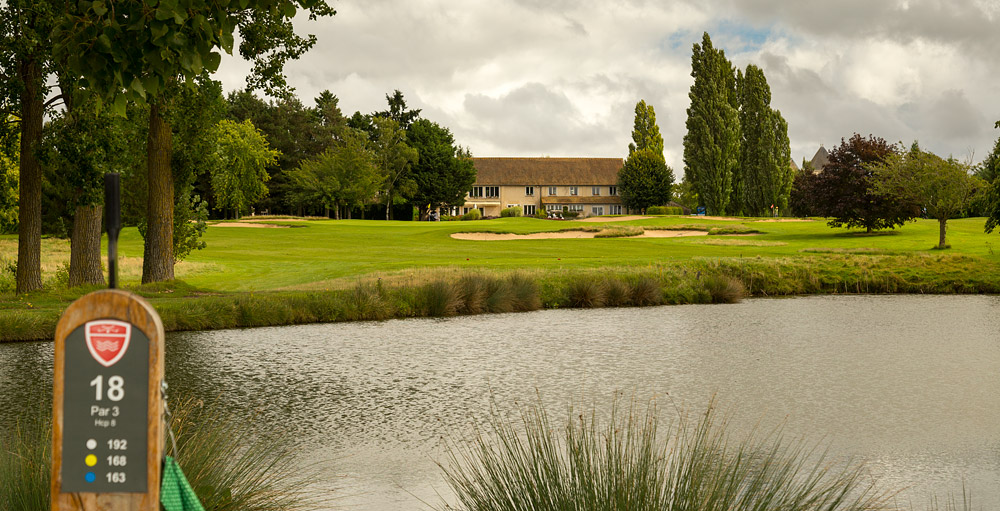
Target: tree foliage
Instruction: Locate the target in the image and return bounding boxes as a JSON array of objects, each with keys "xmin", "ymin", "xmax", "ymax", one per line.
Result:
[
  {"xmin": 684, "ymin": 32, "xmax": 740, "ymax": 215},
  {"xmin": 812, "ymin": 134, "xmax": 919, "ymax": 232},
  {"xmin": 370, "ymin": 116, "xmax": 418, "ymax": 220},
  {"xmin": 735, "ymin": 65, "xmax": 792, "ymax": 216},
  {"xmin": 407, "ymin": 119, "xmax": 476, "ymax": 218},
  {"xmin": 375, "ymin": 90, "xmax": 422, "ymax": 132},
  {"xmin": 872, "ymin": 144, "xmax": 983, "ymax": 248},
  {"xmin": 0, "ymin": 117, "xmax": 18, "ymax": 234},
  {"xmin": 628, "ymin": 100, "xmax": 664, "ymax": 157},
  {"xmin": 209, "ymin": 120, "xmax": 280, "ymax": 218},
  {"xmin": 618, "ymin": 148, "xmax": 674, "ymax": 213},
  {"xmin": 286, "ymin": 128, "xmax": 381, "ymax": 219}
]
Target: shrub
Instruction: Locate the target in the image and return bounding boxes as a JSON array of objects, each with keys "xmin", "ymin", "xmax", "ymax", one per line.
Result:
[
  {"xmin": 534, "ymin": 208, "xmax": 547, "ymax": 219},
  {"xmin": 703, "ymin": 274, "xmax": 745, "ymax": 303},
  {"xmin": 567, "ymin": 279, "xmax": 606, "ymax": 308},
  {"xmin": 440, "ymin": 396, "xmax": 889, "ymax": 511},
  {"xmin": 500, "ymin": 206, "xmax": 522, "ymax": 218},
  {"xmin": 563, "ymin": 211, "xmax": 580, "ymax": 219},
  {"xmin": 461, "ymin": 209, "xmax": 482, "ymax": 221},
  {"xmin": 648, "ymin": 205, "xmax": 684, "ymax": 215},
  {"xmin": 484, "ymin": 277, "xmax": 514, "ymax": 313}
]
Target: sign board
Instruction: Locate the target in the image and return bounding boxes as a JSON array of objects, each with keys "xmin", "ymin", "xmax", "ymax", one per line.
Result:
[{"xmin": 52, "ymin": 289, "xmax": 164, "ymax": 510}]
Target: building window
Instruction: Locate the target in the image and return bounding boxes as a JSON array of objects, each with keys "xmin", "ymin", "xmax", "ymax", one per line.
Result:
[
  {"xmin": 548, "ymin": 186, "xmax": 557, "ymax": 196},
  {"xmin": 609, "ymin": 186, "xmax": 618, "ymax": 196},
  {"xmin": 463, "ymin": 207, "xmax": 471, "ymax": 214},
  {"xmin": 592, "ymin": 186, "xmax": 601, "ymax": 196},
  {"xmin": 485, "ymin": 186, "xmax": 499, "ymax": 198},
  {"xmin": 592, "ymin": 206, "xmax": 604, "ymax": 215},
  {"xmin": 610, "ymin": 205, "xmax": 622, "ymax": 215},
  {"xmin": 470, "ymin": 186, "xmax": 483, "ymax": 198},
  {"xmin": 525, "ymin": 186, "xmax": 534, "ymax": 196},
  {"xmin": 569, "ymin": 186, "xmax": 578, "ymax": 196},
  {"xmin": 546, "ymin": 204, "xmax": 561, "ymax": 211},
  {"xmin": 523, "ymin": 205, "xmax": 536, "ymax": 216}
]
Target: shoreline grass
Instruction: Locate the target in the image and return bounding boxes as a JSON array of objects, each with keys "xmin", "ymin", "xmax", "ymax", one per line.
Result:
[
  {"xmin": 2, "ymin": 251, "xmax": 998, "ymax": 342},
  {"xmin": 2, "ymin": 216, "xmax": 999, "ymax": 342}
]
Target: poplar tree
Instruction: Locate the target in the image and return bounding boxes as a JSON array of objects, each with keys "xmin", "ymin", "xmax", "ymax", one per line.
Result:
[
  {"xmin": 683, "ymin": 32, "xmax": 740, "ymax": 215},
  {"xmin": 735, "ymin": 65, "xmax": 792, "ymax": 216},
  {"xmin": 628, "ymin": 100, "xmax": 664, "ymax": 157}
]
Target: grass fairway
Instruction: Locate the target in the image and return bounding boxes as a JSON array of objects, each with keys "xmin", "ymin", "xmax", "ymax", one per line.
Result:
[{"xmin": 2, "ymin": 215, "xmax": 999, "ymax": 341}]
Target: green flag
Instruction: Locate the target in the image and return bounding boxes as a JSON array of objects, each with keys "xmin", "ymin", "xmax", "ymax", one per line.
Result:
[{"xmin": 161, "ymin": 455, "xmax": 205, "ymax": 511}]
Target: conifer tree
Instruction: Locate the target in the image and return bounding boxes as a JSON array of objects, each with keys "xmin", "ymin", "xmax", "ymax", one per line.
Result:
[
  {"xmin": 683, "ymin": 32, "xmax": 740, "ymax": 215},
  {"xmin": 628, "ymin": 100, "xmax": 664, "ymax": 157},
  {"xmin": 735, "ymin": 65, "xmax": 792, "ymax": 216}
]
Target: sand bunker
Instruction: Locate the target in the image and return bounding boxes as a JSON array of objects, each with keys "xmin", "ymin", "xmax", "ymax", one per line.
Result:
[
  {"xmin": 575, "ymin": 215, "xmax": 652, "ymax": 222},
  {"xmin": 212, "ymin": 222, "xmax": 291, "ymax": 228},
  {"xmin": 451, "ymin": 229, "xmax": 738, "ymax": 240}
]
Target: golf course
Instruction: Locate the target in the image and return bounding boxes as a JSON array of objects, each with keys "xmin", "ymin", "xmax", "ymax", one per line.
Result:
[{"xmin": 1, "ymin": 214, "xmax": 999, "ymax": 342}]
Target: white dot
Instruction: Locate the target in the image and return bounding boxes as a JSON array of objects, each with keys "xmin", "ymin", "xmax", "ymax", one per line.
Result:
[{"xmin": 86, "ymin": 439, "xmax": 97, "ymax": 450}]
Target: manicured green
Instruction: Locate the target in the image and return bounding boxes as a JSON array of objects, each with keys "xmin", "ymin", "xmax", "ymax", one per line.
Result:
[{"xmin": 2, "ymin": 215, "xmax": 1000, "ymax": 341}]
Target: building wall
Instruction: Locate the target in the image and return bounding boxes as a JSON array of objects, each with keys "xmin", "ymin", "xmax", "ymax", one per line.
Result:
[{"xmin": 463, "ymin": 184, "xmax": 623, "ymax": 217}]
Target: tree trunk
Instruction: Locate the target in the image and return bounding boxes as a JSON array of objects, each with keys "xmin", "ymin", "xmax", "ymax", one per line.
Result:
[
  {"xmin": 16, "ymin": 56, "xmax": 43, "ymax": 294},
  {"xmin": 335, "ymin": 204, "xmax": 341, "ymax": 220},
  {"xmin": 938, "ymin": 218, "xmax": 947, "ymax": 248},
  {"xmin": 69, "ymin": 204, "xmax": 105, "ymax": 287},
  {"xmin": 142, "ymin": 103, "xmax": 175, "ymax": 283}
]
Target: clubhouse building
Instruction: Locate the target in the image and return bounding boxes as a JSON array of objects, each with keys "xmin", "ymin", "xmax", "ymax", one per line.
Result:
[{"xmin": 460, "ymin": 157, "xmax": 625, "ymax": 218}]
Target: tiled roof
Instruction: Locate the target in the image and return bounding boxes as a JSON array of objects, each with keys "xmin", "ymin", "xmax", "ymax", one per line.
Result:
[{"xmin": 472, "ymin": 157, "xmax": 623, "ymax": 186}]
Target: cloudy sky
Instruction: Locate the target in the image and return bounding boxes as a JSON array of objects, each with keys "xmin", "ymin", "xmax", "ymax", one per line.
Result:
[{"xmin": 217, "ymin": 0, "xmax": 1000, "ymax": 170}]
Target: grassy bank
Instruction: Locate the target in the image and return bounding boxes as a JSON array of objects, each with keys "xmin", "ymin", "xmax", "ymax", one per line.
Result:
[{"xmin": 2, "ymin": 216, "xmax": 999, "ymax": 342}]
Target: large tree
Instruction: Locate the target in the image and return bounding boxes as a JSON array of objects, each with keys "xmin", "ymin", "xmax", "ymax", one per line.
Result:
[
  {"xmin": 407, "ymin": 119, "xmax": 476, "ymax": 219},
  {"xmin": 812, "ymin": 134, "xmax": 919, "ymax": 233},
  {"xmin": 53, "ymin": 0, "xmax": 334, "ymax": 283},
  {"xmin": 0, "ymin": 0, "xmax": 60, "ymax": 292},
  {"xmin": 209, "ymin": 119, "xmax": 280, "ymax": 219},
  {"xmin": 286, "ymin": 128, "xmax": 380, "ymax": 219},
  {"xmin": 628, "ymin": 100, "xmax": 664, "ymax": 157},
  {"xmin": 375, "ymin": 90, "xmax": 422, "ymax": 132},
  {"xmin": 684, "ymin": 32, "xmax": 740, "ymax": 216},
  {"xmin": 370, "ymin": 116, "xmax": 418, "ymax": 220},
  {"xmin": 0, "ymin": 116, "xmax": 18, "ymax": 234},
  {"xmin": 872, "ymin": 144, "xmax": 982, "ymax": 248},
  {"xmin": 735, "ymin": 65, "xmax": 792, "ymax": 216},
  {"xmin": 618, "ymin": 148, "xmax": 674, "ymax": 214}
]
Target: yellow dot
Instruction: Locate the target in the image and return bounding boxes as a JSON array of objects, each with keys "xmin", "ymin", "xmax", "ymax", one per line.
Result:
[{"xmin": 85, "ymin": 454, "xmax": 97, "ymax": 467}]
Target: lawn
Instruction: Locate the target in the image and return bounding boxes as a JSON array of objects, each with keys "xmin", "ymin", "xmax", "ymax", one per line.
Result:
[{"xmin": 1, "ymin": 215, "xmax": 998, "ymax": 341}]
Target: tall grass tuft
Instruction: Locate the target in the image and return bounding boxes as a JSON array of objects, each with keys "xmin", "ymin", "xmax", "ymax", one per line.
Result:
[
  {"xmin": 422, "ymin": 280, "xmax": 461, "ymax": 317},
  {"xmin": 631, "ymin": 277, "xmax": 663, "ymax": 306},
  {"xmin": 507, "ymin": 273, "xmax": 541, "ymax": 312},
  {"xmin": 603, "ymin": 278, "xmax": 631, "ymax": 306},
  {"xmin": 703, "ymin": 274, "xmax": 746, "ymax": 303},
  {"xmin": 484, "ymin": 277, "xmax": 514, "ymax": 313},
  {"xmin": 168, "ymin": 397, "xmax": 324, "ymax": 511},
  {"xmin": 567, "ymin": 279, "xmax": 606, "ymax": 308},
  {"xmin": 440, "ymin": 396, "xmax": 890, "ymax": 511},
  {"xmin": 0, "ymin": 397, "xmax": 326, "ymax": 511},
  {"xmin": 457, "ymin": 275, "xmax": 488, "ymax": 314},
  {"xmin": 346, "ymin": 281, "xmax": 394, "ymax": 321},
  {"xmin": 0, "ymin": 416, "xmax": 50, "ymax": 511}
]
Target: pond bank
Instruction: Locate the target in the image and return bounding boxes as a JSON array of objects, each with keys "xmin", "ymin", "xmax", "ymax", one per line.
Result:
[{"xmin": 2, "ymin": 252, "xmax": 998, "ymax": 343}]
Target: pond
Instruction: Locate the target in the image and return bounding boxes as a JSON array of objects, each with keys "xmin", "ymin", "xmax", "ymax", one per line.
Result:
[{"xmin": 2, "ymin": 295, "xmax": 999, "ymax": 509}]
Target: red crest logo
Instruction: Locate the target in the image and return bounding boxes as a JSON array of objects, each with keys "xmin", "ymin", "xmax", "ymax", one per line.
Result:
[{"xmin": 85, "ymin": 320, "xmax": 132, "ymax": 367}]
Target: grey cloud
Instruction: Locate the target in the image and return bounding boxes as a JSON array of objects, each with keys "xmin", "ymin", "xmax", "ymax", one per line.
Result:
[{"xmin": 462, "ymin": 83, "xmax": 616, "ymax": 156}]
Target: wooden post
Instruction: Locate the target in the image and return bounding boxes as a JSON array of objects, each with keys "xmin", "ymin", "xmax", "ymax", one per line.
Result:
[{"xmin": 52, "ymin": 289, "xmax": 165, "ymax": 510}]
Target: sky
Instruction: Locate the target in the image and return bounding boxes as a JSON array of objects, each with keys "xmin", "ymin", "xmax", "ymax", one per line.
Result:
[{"xmin": 215, "ymin": 0, "xmax": 1000, "ymax": 171}]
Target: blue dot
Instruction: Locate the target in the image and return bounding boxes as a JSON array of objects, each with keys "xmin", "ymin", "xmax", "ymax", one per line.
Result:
[{"xmin": 85, "ymin": 472, "xmax": 96, "ymax": 483}]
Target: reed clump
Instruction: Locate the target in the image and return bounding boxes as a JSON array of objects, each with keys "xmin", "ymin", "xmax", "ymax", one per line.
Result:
[
  {"xmin": 594, "ymin": 225, "xmax": 644, "ymax": 238},
  {"xmin": 567, "ymin": 279, "xmax": 606, "ymax": 307},
  {"xmin": 702, "ymin": 273, "xmax": 746, "ymax": 303},
  {"xmin": 0, "ymin": 397, "xmax": 327, "ymax": 511},
  {"xmin": 440, "ymin": 396, "xmax": 890, "ymax": 511}
]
